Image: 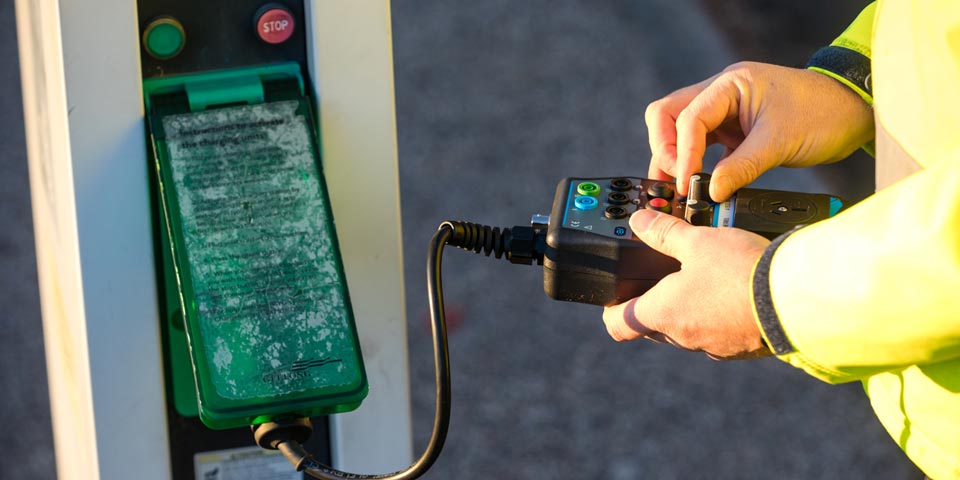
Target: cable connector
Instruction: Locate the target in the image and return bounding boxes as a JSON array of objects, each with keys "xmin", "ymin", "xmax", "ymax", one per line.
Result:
[
  {"xmin": 504, "ymin": 225, "xmax": 545, "ymax": 265},
  {"xmin": 252, "ymin": 417, "xmax": 313, "ymax": 450},
  {"xmin": 440, "ymin": 217, "xmax": 547, "ymax": 265}
]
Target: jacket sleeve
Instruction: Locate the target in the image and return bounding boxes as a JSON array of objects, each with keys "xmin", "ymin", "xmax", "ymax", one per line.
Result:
[
  {"xmin": 806, "ymin": 2, "xmax": 876, "ymax": 105},
  {"xmin": 748, "ymin": 2, "xmax": 960, "ymax": 384},
  {"xmin": 751, "ymin": 156, "xmax": 960, "ymax": 384}
]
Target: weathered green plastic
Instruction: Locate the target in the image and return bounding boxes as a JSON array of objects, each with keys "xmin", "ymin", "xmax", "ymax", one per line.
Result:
[{"xmin": 145, "ymin": 64, "xmax": 367, "ymax": 429}]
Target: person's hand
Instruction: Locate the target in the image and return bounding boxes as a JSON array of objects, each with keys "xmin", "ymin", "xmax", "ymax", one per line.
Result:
[
  {"xmin": 602, "ymin": 209, "xmax": 772, "ymax": 360},
  {"xmin": 645, "ymin": 62, "xmax": 874, "ymax": 201}
]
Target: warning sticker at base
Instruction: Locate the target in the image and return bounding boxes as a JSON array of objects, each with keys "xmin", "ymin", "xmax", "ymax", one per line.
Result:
[{"xmin": 195, "ymin": 445, "xmax": 303, "ymax": 480}]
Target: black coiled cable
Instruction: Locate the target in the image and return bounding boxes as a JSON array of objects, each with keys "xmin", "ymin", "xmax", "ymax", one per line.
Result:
[{"xmin": 440, "ymin": 221, "xmax": 510, "ymax": 259}]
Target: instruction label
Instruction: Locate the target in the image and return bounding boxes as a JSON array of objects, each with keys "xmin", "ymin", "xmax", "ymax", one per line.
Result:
[
  {"xmin": 162, "ymin": 100, "xmax": 359, "ymax": 400},
  {"xmin": 195, "ymin": 445, "xmax": 302, "ymax": 480}
]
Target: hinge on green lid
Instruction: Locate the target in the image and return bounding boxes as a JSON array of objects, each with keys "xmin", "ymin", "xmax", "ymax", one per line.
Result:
[
  {"xmin": 184, "ymin": 75, "xmax": 264, "ymax": 111},
  {"xmin": 142, "ymin": 62, "xmax": 305, "ymax": 113}
]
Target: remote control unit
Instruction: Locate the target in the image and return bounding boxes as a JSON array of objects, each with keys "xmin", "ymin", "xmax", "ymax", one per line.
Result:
[{"xmin": 542, "ymin": 174, "xmax": 846, "ymax": 306}]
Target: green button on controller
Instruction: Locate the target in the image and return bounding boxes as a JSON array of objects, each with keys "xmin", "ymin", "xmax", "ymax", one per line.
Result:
[
  {"xmin": 143, "ymin": 17, "xmax": 185, "ymax": 60},
  {"xmin": 577, "ymin": 182, "xmax": 601, "ymax": 196}
]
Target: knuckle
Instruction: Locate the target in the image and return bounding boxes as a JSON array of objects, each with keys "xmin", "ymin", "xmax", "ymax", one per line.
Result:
[
  {"xmin": 725, "ymin": 60, "xmax": 756, "ymax": 73},
  {"xmin": 662, "ymin": 162, "xmax": 678, "ymax": 177},
  {"xmin": 602, "ymin": 311, "xmax": 624, "ymax": 341},
  {"xmin": 645, "ymin": 99, "xmax": 668, "ymax": 122},
  {"xmin": 720, "ymin": 64, "xmax": 755, "ymax": 88},
  {"xmin": 722, "ymin": 61, "xmax": 744, "ymax": 74},
  {"xmin": 675, "ymin": 108, "xmax": 702, "ymax": 131},
  {"xmin": 721, "ymin": 154, "xmax": 764, "ymax": 187},
  {"xmin": 604, "ymin": 321, "xmax": 626, "ymax": 342},
  {"xmin": 674, "ymin": 107, "xmax": 693, "ymax": 125},
  {"xmin": 737, "ymin": 154, "xmax": 764, "ymax": 181}
]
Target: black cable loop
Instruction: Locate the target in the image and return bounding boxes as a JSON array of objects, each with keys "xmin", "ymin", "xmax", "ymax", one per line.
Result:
[
  {"xmin": 265, "ymin": 220, "xmax": 532, "ymax": 479},
  {"xmin": 268, "ymin": 224, "xmax": 455, "ymax": 480}
]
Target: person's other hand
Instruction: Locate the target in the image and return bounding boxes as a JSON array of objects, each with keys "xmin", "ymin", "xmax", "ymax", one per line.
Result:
[
  {"xmin": 645, "ymin": 62, "xmax": 874, "ymax": 201},
  {"xmin": 602, "ymin": 209, "xmax": 772, "ymax": 360}
]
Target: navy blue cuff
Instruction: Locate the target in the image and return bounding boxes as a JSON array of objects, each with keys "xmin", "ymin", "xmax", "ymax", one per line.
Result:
[
  {"xmin": 753, "ymin": 228, "xmax": 801, "ymax": 355},
  {"xmin": 806, "ymin": 45, "xmax": 872, "ymax": 98}
]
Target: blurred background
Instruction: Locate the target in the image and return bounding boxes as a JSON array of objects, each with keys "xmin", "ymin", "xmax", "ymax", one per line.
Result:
[{"xmin": 1, "ymin": 0, "xmax": 923, "ymax": 479}]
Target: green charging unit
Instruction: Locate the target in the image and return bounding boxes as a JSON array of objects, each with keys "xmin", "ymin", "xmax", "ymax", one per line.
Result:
[{"xmin": 144, "ymin": 63, "xmax": 367, "ymax": 430}]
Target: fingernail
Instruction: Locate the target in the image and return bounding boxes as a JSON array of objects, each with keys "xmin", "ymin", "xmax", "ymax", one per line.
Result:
[{"xmin": 630, "ymin": 209, "xmax": 658, "ymax": 232}]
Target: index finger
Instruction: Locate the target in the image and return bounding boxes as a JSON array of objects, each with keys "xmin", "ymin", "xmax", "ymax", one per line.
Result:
[
  {"xmin": 674, "ymin": 75, "xmax": 740, "ymax": 195},
  {"xmin": 645, "ymin": 81, "xmax": 711, "ymax": 182}
]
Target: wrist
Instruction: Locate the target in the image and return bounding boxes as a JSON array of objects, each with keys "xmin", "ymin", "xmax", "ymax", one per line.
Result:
[
  {"xmin": 806, "ymin": 46, "xmax": 873, "ymax": 107},
  {"xmin": 750, "ymin": 229, "xmax": 801, "ymax": 356}
]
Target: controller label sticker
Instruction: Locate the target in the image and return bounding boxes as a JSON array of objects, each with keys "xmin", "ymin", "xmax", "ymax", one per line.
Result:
[{"xmin": 715, "ymin": 195, "xmax": 737, "ymax": 227}]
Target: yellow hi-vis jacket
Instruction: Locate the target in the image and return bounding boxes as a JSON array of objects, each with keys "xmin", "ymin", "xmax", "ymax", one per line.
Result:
[{"xmin": 750, "ymin": 2, "xmax": 960, "ymax": 478}]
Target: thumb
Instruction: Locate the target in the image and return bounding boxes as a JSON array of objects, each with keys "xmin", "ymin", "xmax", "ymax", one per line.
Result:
[
  {"xmin": 709, "ymin": 127, "xmax": 780, "ymax": 201},
  {"xmin": 629, "ymin": 209, "xmax": 697, "ymax": 260}
]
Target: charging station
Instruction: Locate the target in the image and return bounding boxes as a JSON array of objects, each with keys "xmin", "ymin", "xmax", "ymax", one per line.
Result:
[{"xmin": 17, "ymin": 1, "xmax": 411, "ymax": 478}]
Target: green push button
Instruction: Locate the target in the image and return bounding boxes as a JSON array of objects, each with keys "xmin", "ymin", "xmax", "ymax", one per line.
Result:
[
  {"xmin": 143, "ymin": 17, "xmax": 185, "ymax": 60},
  {"xmin": 577, "ymin": 182, "xmax": 601, "ymax": 196}
]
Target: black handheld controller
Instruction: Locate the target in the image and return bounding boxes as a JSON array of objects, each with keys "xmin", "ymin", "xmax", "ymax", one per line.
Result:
[{"xmin": 542, "ymin": 174, "xmax": 846, "ymax": 306}]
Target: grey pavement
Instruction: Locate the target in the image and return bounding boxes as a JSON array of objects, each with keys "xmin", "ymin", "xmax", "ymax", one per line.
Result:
[{"xmin": 0, "ymin": 1, "xmax": 922, "ymax": 479}]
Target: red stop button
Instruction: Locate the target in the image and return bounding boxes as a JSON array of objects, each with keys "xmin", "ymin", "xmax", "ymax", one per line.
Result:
[{"xmin": 256, "ymin": 6, "xmax": 295, "ymax": 44}]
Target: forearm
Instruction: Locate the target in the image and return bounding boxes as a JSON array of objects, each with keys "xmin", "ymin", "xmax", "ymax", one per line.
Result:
[{"xmin": 752, "ymin": 158, "xmax": 960, "ymax": 383}]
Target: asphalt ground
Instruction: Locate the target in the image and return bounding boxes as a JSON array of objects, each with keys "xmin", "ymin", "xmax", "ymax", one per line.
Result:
[{"xmin": 0, "ymin": 1, "xmax": 923, "ymax": 479}]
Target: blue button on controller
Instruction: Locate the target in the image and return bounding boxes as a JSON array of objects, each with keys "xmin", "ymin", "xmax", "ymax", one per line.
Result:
[
  {"xmin": 574, "ymin": 196, "xmax": 599, "ymax": 210},
  {"xmin": 614, "ymin": 226, "xmax": 627, "ymax": 236}
]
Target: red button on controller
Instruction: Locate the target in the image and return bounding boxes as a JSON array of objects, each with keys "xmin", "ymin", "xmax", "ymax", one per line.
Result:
[
  {"xmin": 256, "ymin": 6, "xmax": 295, "ymax": 44},
  {"xmin": 646, "ymin": 197, "xmax": 672, "ymax": 214}
]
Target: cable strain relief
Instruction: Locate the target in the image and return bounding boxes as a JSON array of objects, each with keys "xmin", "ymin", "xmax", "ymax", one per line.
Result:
[
  {"xmin": 251, "ymin": 417, "xmax": 314, "ymax": 450},
  {"xmin": 275, "ymin": 441, "xmax": 313, "ymax": 472},
  {"xmin": 439, "ymin": 221, "xmax": 509, "ymax": 258}
]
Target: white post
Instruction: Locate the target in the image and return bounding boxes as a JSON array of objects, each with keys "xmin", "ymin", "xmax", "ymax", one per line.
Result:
[
  {"xmin": 16, "ymin": 0, "xmax": 171, "ymax": 478},
  {"xmin": 306, "ymin": 1, "xmax": 414, "ymax": 473}
]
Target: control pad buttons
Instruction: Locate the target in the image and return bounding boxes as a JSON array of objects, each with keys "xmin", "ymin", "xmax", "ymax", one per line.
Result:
[
  {"xmin": 646, "ymin": 197, "xmax": 672, "ymax": 214},
  {"xmin": 646, "ymin": 182, "xmax": 674, "ymax": 200}
]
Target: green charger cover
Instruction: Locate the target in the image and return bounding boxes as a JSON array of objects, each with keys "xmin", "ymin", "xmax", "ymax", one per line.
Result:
[{"xmin": 147, "ymin": 66, "xmax": 367, "ymax": 429}]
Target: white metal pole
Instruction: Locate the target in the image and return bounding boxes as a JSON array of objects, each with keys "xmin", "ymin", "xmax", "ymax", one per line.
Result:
[
  {"xmin": 306, "ymin": 0, "xmax": 414, "ymax": 473},
  {"xmin": 16, "ymin": 0, "xmax": 171, "ymax": 478}
]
